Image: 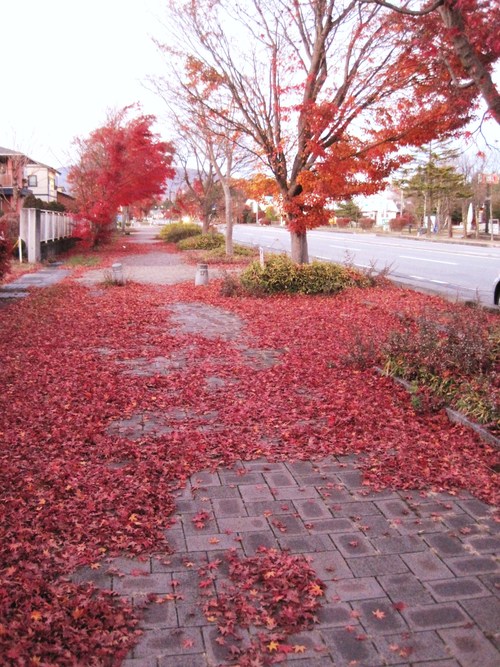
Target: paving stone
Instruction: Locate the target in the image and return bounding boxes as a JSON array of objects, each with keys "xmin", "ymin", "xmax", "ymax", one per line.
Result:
[
  {"xmin": 243, "ymin": 500, "xmax": 295, "ymax": 515},
  {"xmin": 271, "ymin": 485, "xmax": 320, "ymax": 500},
  {"xmin": 185, "ymin": 533, "xmax": 237, "ymax": 551},
  {"xmin": 69, "ymin": 565, "xmax": 113, "ymax": 590},
  {"xmin": 394, "ymin": 517, "xmax": 446, "ymax": 535},
  {"xmin": 219, "ymin": 471, "xmax": 265, "ymax": 485},
  {"xmin": 293, "ymin": 498, "xmax": 333, "ymax": 519},
  {"xmin": 376, "ymin": 499, "xmax": 419, "ymax": 520},
  {"xmin": 357, "ymin": 598, "xmax": 408, "ymax": 633},
  {"xmin": 317, "ymin": 486, "xmax": 355, "ymax": 503},
  {"xmin": 303, "ymin": 551, "xmax": 353, "ymax": 580},
  {"xmin": 175, "ymin": 602, "xmax": 208, "ymax": 627},
  {"xmin": 217, "ymin": 516, "xmax": 268, "ymax": 532},
  {"xmin": 411, "ymin": 500, "xmax": 464, "ymax": 517},
  {"xmin": 333, "ymin": 577, "xmax": 385, "ymax": 601},
  {"xmin": 333, "ymin": 532, "xmax": 377, "ymax": 558},
  {"xmin": 335, "ymin": 470, "xmax": 364, "ymax": 489},
  {"xmin": 122, "ymin": 658, "xmax": 158, "ymax": 667},
  {"xmin": 211, "ymin": 498, "xmax": 248, "ymax": 517},
  {"xmin": 175, "ymin": 499, "xmax": 208, "ymax": 513},
  {"xmin": 238, "ymin": 484, "xmax": 275, "ymax": 502},
  {"xmin": 354, "ymin": 514, "xmax": 394, "ymax": 536},
  {"xmin": 305, "ymin": 518, "xmax": 354, "ymax": 533},
  {"xmin": 442, "ymin": 513, "xmax": 484, "ymax": 533},
  {"xmin": 373, "ymin": 630, "xmax": 449, "ymax": 664},
  {"xmin": 190, "ymin": 470, "xmax": 222, "ymax": 487},
  {"xmin": 403, "ymin": 602, "xmax": 468, "ymax": 629},
  {"xmin": 181, "ymin": 512, "xmax": 218, "ymax": 536},
  {"xmin": 458, "ymin": 499, "xmax": 494, "ymax": 519},
  {"xmin": 461, "ymin": 596, "xmax": 500, "ymax": 634},
  {"xmin": 133, "ymin": 627, "xmax": 204, "ymax": 658},
  {"xmin": 141, "ymin": 600, "xmax": 178, "ymax": 629},
  {"xmin": 439, "ymin": 627, "xmax": 500, "ymax": 667},
  {"xmin": 465, "ymin": 535, "xmax": 500, "ymax": 554},
  {"xmin": 327, "ymin": 501, "xmax": 381, "ymax": 517},
  {"xmin": 377, "ymin": 573, "xmax": 434, "ymax": 606},
  {"xmin": 284, "ymin": 460, "xmax": 317, "ymax": 475},
  {"xmin": 163, "ymin": 529, "xmax": 187, "ymax": 553},
  {"xmin": 194, "ymin": 485, "xmax": 241, "ymax": 500},
  {"xmin": 316, "ymin": 602, "xmax": 355, "ymax": 627},
  {"xmin": 350, "ymin": 488, "xmax": 401, "ymax": 502},
  {"xmin": 269, "ymin": 513, "xmax": 309, "ymax": 536},
  {"xmin": 427, "ymin": 577, "xmax": 490, "ymax": 601},
  {"xmin": 113, "ymin": 573, "xmax": 173, "ymax": 595},
  {"xmin": 347, "ymin": 554, "xmax": 408, "ymax": 577},
  {"xmin": 479, "ymin": 572, "xmax": 500, "ymax": 594},
  {"xmin": 152, "ymin": 552, "xmax": 209, "ymax": 573},
  {"xmin": 279, "ymin": 533, "xmax": 332, "ymax": 553},
  {"xmin": 299, "ymin": 473, "xmax": 340, "ymax": 487},
  {"xmin": 240, "ymin": 530, "xmax": 279, "ymax": 556},
  {"xmin": 320, "ymin": 627, "xmax": 382, "ymax": 666},
  {"xmin": 262, "ymin": 470, "xmax": 298, "ymax": 487},
  {"xmin": 402, "ymin": 551, "xmax": 453, "ymax": 580},
  {"xmin": 371, "ymin": 534, "xmax": 425, "ymax": 554},
  {"xmin": 424, "ymin": 533, "xmax": 469, "ymax": 557},
  {"xmin": 158, "ymin": 655, "xmax": 208, "ymax": 667},
  {"xmin": 444, "ymin": 555, "xmax": 499, "ymax": 576},
  {"xmin": 242, "ymin": 460, "xmax": 287, "ymax": 472}
]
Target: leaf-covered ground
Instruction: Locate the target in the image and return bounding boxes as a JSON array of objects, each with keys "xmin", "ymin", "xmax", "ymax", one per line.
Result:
[{"xmin": 1, "ymin": 249, "xmax": 498, "ymax": 665}]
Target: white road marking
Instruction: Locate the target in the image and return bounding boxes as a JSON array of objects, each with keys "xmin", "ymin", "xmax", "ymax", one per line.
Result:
[{"xmin": 400, "ymin": 255, "xmax": 458, "ymax": 265}]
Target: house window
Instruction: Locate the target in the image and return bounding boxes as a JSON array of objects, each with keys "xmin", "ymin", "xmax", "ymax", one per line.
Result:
[{"xmin": 28, "ymin": 175, "xmax": 38, "ymax": 187}]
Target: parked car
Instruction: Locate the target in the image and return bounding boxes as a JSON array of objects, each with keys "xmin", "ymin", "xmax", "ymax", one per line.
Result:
[{"xmin": 494, "ymin": 274, "xmax": 500, "ymax": 306}]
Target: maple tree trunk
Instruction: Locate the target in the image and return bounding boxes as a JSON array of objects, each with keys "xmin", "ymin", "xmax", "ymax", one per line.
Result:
[
  {"xmin": 438, "ymin": 3, "xmax": 500, "ymax": 125},
  {"xmin": 201, "ymin": 214, "xmax": 210, "ymax": 234},
  {"xmin": 290, "ymin": 231, "xmax": 309, "ymax": 264}
]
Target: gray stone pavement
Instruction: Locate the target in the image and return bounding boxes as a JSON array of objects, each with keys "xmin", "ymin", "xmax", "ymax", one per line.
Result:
[
  {"xmin": 0, "ymin": 262, "xmax": 71, "ymax": 303},
  {"xmin": 72, "ymin": 457, "xmax": 499, "ymax": 667}
]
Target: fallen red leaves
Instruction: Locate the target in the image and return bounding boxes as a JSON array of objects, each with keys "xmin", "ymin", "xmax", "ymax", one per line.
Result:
[
  {"xmin": 0, "ymin": 254, "xmax": 498, "ymax": 664},
  {"xmin": 201, "ymin": 547, "xmax": 324, "ymax": 665}
]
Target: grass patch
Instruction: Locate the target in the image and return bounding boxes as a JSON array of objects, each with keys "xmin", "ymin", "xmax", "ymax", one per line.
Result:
[{"xmin": 65, "ymin": 254, "xmax": 101, "ymax": 267}]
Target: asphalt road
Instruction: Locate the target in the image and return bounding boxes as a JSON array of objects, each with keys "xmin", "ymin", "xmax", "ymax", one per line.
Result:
[{"xmin": 232, "ymin": 224, "xmax": 500, "ymax": 306}]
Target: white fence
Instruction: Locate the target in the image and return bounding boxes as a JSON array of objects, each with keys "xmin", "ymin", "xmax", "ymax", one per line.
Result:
[{"xmin": 20, "ymin": 208, "xmax": 76, "ymax": 263}]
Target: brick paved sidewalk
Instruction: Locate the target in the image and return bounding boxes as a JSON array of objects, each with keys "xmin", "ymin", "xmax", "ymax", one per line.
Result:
[{"xmin": 71, "ymin": 456, "xmax": 499, "ymax": 667}]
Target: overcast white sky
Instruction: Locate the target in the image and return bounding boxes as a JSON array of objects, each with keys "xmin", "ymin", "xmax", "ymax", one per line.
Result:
[
  {"xmin": 1, "ymin": 1, "xmax": 499, "ymax": 173},
  {"xmin": 1, "ymin": 0, "xmax": 170, "ymax": 168}
]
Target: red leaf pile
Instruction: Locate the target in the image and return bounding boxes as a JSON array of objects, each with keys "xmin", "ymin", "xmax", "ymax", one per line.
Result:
[{"xmin": 201, "ymin": 547, "xmax": 324, "ymax": 665}]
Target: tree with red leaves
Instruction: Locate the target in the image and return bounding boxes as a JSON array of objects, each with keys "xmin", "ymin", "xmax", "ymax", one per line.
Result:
[
  {"xmin": 161, "ymin": 0, "xmax": 476, "ymax": 262},
  {"xmin": 69, "ymin": 108, "xmax": 175, "ymax": 241},
  {"xmin": 361, "ymin": 0, "xmax": 500, "ymax": 125}
]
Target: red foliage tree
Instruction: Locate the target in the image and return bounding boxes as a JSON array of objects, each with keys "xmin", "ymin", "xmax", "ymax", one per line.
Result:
[
  {"xmin": 362, "ymin": 0, "xmax": 500, "ymax": 125},
  {"xmin": 163, "ymin": 0, "xmax": 477, "ymax": 262},
  {"xmin": 68, "ymin": 109, "xmax": 175, "ymax": 241}
]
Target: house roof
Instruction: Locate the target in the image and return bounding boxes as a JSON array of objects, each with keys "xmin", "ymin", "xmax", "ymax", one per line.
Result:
[
  {"xmin": 0, "ymin": 146, "xmax": 59, "ymax": 173},
  {"xmin": 0, "ymin": 146, "xmax": 26, "ymax": 157}
]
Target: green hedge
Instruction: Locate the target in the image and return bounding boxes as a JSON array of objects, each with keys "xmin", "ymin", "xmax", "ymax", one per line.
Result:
[
  {"xmin": 177, "ymin": 232, "xmax": 225, "ymax": 250},
  {"xmin": 240, "ymin": 254, "xmax": 370, "ymax": 294},
  {"xmin": 158, "ymin": 222, "xmax": 202, "ymax": 243}
]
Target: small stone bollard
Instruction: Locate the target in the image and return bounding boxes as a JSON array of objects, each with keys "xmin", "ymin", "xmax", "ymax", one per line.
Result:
[
  {"xmin": 111, "ymin": 262, "xmax": 125, "ymax": 285},
  {"xmin": 195, "ymin": 263, "xmax": 209, "ymax": 286}
]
